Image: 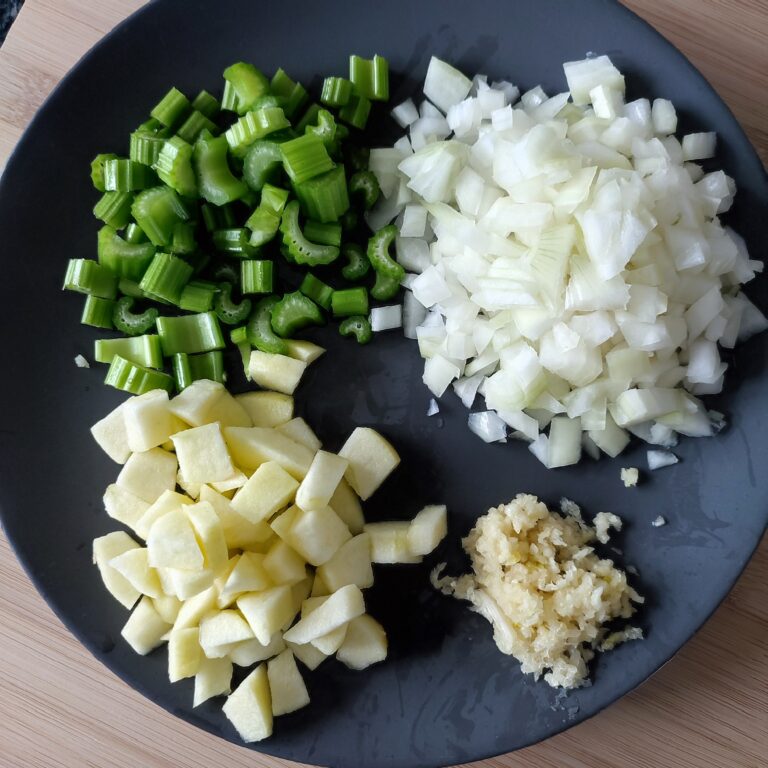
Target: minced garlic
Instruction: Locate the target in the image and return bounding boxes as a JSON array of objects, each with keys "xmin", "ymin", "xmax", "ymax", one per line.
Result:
[{"xmin": 432, "ymin": 494, "xmax": 643, "ymax": 689}]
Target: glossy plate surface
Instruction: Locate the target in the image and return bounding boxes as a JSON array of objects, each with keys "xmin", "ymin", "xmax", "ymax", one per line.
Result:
[{"xmin": 0, "ymin": 1, "xmax": 766, "ymax": 766}]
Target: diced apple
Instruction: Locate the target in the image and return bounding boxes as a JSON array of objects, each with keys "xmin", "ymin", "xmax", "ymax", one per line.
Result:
[
  {"xmin": 222, "ymin": 664, "xmax": 273, "ymax": 743},
  {"xmin": 275, "ymin": 418, "xmax": 322, "ymax": 451},
  {"xmin": 269, "ymin": 505, "xmax": 301, "ymax": 542},
  {"xmin": 407, "ymin": 504, "xmax": 448, "ymax": 556},
  {"xmin": 267, "ymin": 649, "xmax": 310, "ymax": 716},
  {"xmin": 123, "ymin": 390, "xmax": 175, "ymax": 453},
  {"xmin": 193, "ymin": 656, "xmax": 233, "ymax": 707},
  {"xmin": 329, "ymin": 478, "xmax": 365, "ymax": 534},
  {"xmin": 147, "ymin": 509, "xmax": 204, "ymax": 571},
  {"xmin": 93, "ymin": 532, "xmax": 141, "ymax": 609},
  {"xmin": 218, "ymin": 552, "xmax": 272, "ymax": 608},
  {"xmin": 248, "ymin": 350, "xmax": 307, "ymax": 395},
  {"xmin": 338, "ymin": 427, "xmax": 400, "ymax": 500},
  {"xmin": 134, "ymin": 490, "xmax": 193, "ymax": 540},
  {"xmin": 223, "ymin": 427, "xmax": 314, "ymax": 479},
  {"xmin": 336, "ymin": 614, "xmax": 388, "ymax": 670},
  {"xmin": 169, "ymin": 380, "xmax": 251, "ymax": 428},
  {"xmin": 199, "ymin": 485, "xmax": 272, "ymax": 550},
  {"xmin": 91, "ymin": 399, "xmax": 132, "ymax": 464},
  {"xmin": 152, "ymin": 594, "xmax": 182, "ymax": 624},
  {"xmin": 286, "ymin": 640, "xmax": 328, "ymax": 671},
  {"xmin": 364, "ymin": 522, "xmax": 422, "ymax": 564},
  {"xmin": 238, "ymin": 585, "xmax": 296, "ymax": 645},
  {"xmin": 282, "ymin": 585, "xmax": 364, "ymax": 645},
  {"xmin": 166, "ymin": 567, "xmax": 215, "ymax": 600},
  {"xmin": 289, "ymin": 507, "xmax": 351, "ymax": 566},
  {"xmin": 210, "ymin": 469, "xmax": 248, "ymax": 494},
  {"xmin": 235, "ymin": 391, "xmax": 294, "ymax": 427},
  {"xmin": 168, "ymin": 627, "xmax": 202, "ymax": 682},
  {"xmin": 231, "ymin": 461, "xmax": 299, "ymax": 524},
  {"xmin": 186, "ymin": 501, "xmax": 228, "ymax": 575},
  {"xmin": 290, "ymin": 577, "xmax": 314, "ymax": 616},
  {"xmin": 173, "ymin": 586, "xmax": 218, "ymax": 631},
  {"xmin": 109, "ymin": 547, "xmax": 162, "ymax": 599},
  {"xmin": 295, "ymin": 451, "xmax": 348, "ymax": 511},
  {"xmin": 199, "ymin": 610, "xmax": 254, "ymax": 659},
  {"xmin": 228, "ymin": 634, "xmax": 286, "ymax": 667},
  {"xmin": 116, "ymin": 447, "xmax": 177, "ymax": 504},
  {"xmin": 317, "ymin": 534, "xmax": 373, "ymax": 592},
  {"xmin": 103, "ymin": 484, "xmax": 149, "ymax": 532},
  {"xmin": 311, "ymin": 624, "xmax": 348, "ymax": 655},
  {"xmin": 310, "ymin": 573, "xmax": 330, "ymax": 597},
  {"xmin": 121, "ymin": 596, "xmax": 171, "ymax": 655},
  {"xmin": 176, "ymin": 469, "xmax": 201, "ymax": 499},
  {"xmin": 171, "ymin": 422, "xmax": 236, "ymax": 485},
  {"xmin": 263, "ymin": 540, "xmax": 306, "ymax": 586},
  {"xmin": 284, "ymin": 339, "xmax": 325, "ymax": 363}
]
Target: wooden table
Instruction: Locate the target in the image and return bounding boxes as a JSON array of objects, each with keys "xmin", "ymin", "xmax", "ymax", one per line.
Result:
[{"xmin": 0, "ymin": 2, "xmax": 766, "ymax": 766}]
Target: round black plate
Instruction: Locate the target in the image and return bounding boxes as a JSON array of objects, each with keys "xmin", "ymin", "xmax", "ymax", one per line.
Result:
[{"xmin": 0, "ymin": 1, "xmax": 766, "ymax": 766}]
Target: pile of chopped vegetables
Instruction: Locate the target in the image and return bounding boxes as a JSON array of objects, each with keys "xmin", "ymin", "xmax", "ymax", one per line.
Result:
[{"xmin": 63, "ymin": 55, "xmax": 402, "ymax": 395}]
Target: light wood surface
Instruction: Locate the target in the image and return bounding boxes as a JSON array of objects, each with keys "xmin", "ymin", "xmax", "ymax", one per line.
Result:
[{"xmin": 0, "ymin": 1, "xmax": 766, "ymax": 767}]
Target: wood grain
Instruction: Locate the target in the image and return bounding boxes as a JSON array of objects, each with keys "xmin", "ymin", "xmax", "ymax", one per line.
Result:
[{"xmin": 0, "ymin": 2, "xmax": 766, "ymax": 767}]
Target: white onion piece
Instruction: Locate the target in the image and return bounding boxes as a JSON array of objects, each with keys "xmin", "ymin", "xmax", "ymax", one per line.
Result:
[
  {"xmin": 453, "ymin": 373, "xmax": 484, "ymax": 409},
  {"xmin": 468, "ymin": 411, "xmax": 507, "ymax": 443},
  {"xmin": 423, "ymin": 355, "xmax": 460, "ymax": 397},
  {"xmin": 647, "ymin": 450, "xmax": 679, "ymax": 470},
  {"xmin": 682, "ymin": 132, "xmax": 716, "ymax": 161},
  {"xmin": 370, "ymin": 306, "xmax": 403, "ymax": 332},
  {"xmin": 400, "ymin": 204, "xmax": 427, "ymax": 238},
  {"xmin": 423, "ymin": 56, "xmax": 472, "ymax": 112},
  {"xmin": 391, "ymin": 99, "xmax": 419, "ymax": 128},
  {"xmin": 427, "ymin": 398, "xmax": 440, "ymax": 416},
  {"xmin": 403, "ymin": 291, "xmax": 427, "ymax": 340}
]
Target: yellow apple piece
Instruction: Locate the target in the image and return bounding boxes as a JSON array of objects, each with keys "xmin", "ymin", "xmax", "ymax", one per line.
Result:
[
  {"xmin": 336, "ymin": 614, "xmax": 388, "ymax": 670},
  {"xmin": 299, "ymin": 598, "xmax": 348, "ymax": 655},
  {"xmin": 223, "ymin": 426, "xmax": 314, "ymax": 479},
  {"xmin": 186, "ymin": 501, "xmax": 228, "ymax": 575},
  {"xmin": 407, "ymin": 504, "xmax": 448, "ymax": 556},
  {"xmin": 290, "ymin": 577, "xmax": 314, "ymax": 616},
  {"xmin": 93, "ymin": 532, "xmax": 141, "ymax": 609},
  {"xmin": 199, "ymin": 485, "xmax": 272, "ymax": 550},
  {"xmin": 237, "ymin": 585, "xmax": 296, "ymax": 645},
  {"xmin": 329, "ymin": 478, "xmax": 365, "ymax": 534},
  {"xmin": 90, "ymin": 398, "xmax": 132, "ymax": 464},
  {"xmin": 286, "ymin": 640, "xmax": 328, "ymax": 671},
  {"xmin": 310, "ymin": 573, "xmax": 330, "ymax": 597},
  {"xmin": 269, "ymin": 505, "xmax": 301, "ymax": 542},
  {"xmin": 108, "ymin": 547, "xmax": 162, "ymax": 599},
  {"xmin": 288, "ymin": 507, "xmax": 351, "ymax": 566},
  {"xmin": 222, "ymin": 664, "xmax": 272, "ymax": 743},
  {"xmin": 248, "ymin": 350, "xmax": 307, "ymax": 395},
  {"xmin": 173, "ymin": 586, "xmax": 217, "ymax": 631},
  {"xmin": 193, "ymin": 656, "xmax": 233, "ymax": 707},
  {"xmin": 218, "ymin": 552, "xmax": 272, "ymax": 608},
  {"xmin": 123, "ymin": 390, "xmax": 175, "ymax": 453},
  {"xmin": 364, "ymin": 521, "xmax": 422, "ymax": 564},
  {"xmin": 103, "ymin": 484, "xmax": 149, "ymax": 533},
  {"xmin": 169, "ymin": 379, "xmax": 251, "ymax": 428},
  {"xmin": 134, "ymin": 490, "xmax": 192, "ymax": 540},
  {"xmin": 176, "ymin": 469, "xmax": 201, "ymax": 500},
  {"xmin": 235, "ymin": 391, "xmax": 294, "ymax": 427},
  {"xmin": 152, "ymin": 594, "xmax": 182, "ymax": 624},
  {"xmin": 168, "ymin": 627, "xmax": 202, "ymax": 682},
  {"xmin": 228, "ymin": 634, "xmax": 286, "ymax": 667},
  {"xmin": 337, "ymin": 427, "xmax": 400, "ymax": 500},
  {"xmin": 317, "ymin": 533, "xmax": 373, "ymax": 592},
  {"xmin": 116, "ymin": 447, "xmax": 177, "ymax": 504},
  {"xmin": 275, "ymin": 417, "xmax": 322, "ymax": 451},
  {"xmin": 284, "ymin": 339, "xmax": 325, "ymax": 364},
  {"xmin": 166, "ymin": 567, "xmax": 215, "ymax": 600},
  {"xmin": 263, "ymin": 540, "xmax": 306, "ymax": 586},
  {"xmin": 171, "ymin": 422, "xmax": 236, "ymax": 485},
  {"xmin": 295, "ymin": 451, "xmax": 349, "ymax": 511},
  {"xmin": 147, "ymin": 508, "xmax": 204, "ymax": 571},
  {"xmin": 267, "ymin": 649, "xmax": 310, "ymax": 716},
  {"xmin": 282, "ymin": 584, "xmax": 364, "ymax": 645},
  {"xmin": 231, "ymin": 461, "xmax": 299, "ymax": 524},
  {"xmin": 210, "ymin": 469, "xmax": 248, "ymax": 494},
  {"xmin": 199, "ymin": 610, "xmax": 254, "ymax": 659},
  {"xmin": 121, "ymin": 596, "xmax": 171, "ymax": 655}
]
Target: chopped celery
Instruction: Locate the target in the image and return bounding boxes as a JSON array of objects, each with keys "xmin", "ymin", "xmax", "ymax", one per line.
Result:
[
  {"xmin": 94, "ymin": 334, "xmax": 163, "ymax": 368},
  {"xmin": 139, "ymin": 251, "xmax": 193, "ymax": 304},
  {"xmin": 305, "ymin": 109, "xmax": 337, "ymax": 150},
  {"xmin": 93, "ymin": 191, "xmax": 133, "ymax": 229},
  {"xmin": 339, "ymin": 315, "xmax": 373, "ymax": 344},
  {"xmin": 90, "ymin": 153, "xmax": 118, "ymax": 192},
  {"xmin": 192, "ymin": 89, "xmax": 220, "ymax": 119},
  {"xmin": 81, "ymin": 295, "xmax": 115, "ymax": 329},
  {"xmin": 339, "ymin": 94, "xmax": 372, "ymax": 129},
  {"xmin": 271, "ymin": 291, "xmax": 324, "ymax": 337},
  {"xmin": 124, "ymin": 223, "xmax": 147, "ymax": 244},
  {"xmin": 243, "ymin": 141, "xmax": 282, "ymax": 191},
  {"xmin": 193, "ymin": 134, "xmax": 249, "ymax": 205},
  {"xmin": 296, "ymin": 103, "xmax": 321, "ymax": 132},
  {"xmin": 332, "ymin": 287, "xmax": 369, "ymax": 317},
  {"xmin": 112, "ymin": 296, "xmax": 159, "ymax": 336},
  {"xmin": 154, "ymin": 136, "xmax": 197, "ymax": 196},
  {"xmin": 349, "ymin": 54, "xmax": 389, "ymax": 101},
  {"xmin": 97, "ymin": 225, "xmax": 155, "ymax": 281},
  {"xmin": 224, "ymin": 62, "xmax": 270, "ymax": 113},
  {"xmin": 130, "ymin": 130, "xmax": 166, "ymax": 166},
  {"xmin": 156, "ymin": 311, "xmax": 225, "ymax": 355},
  {"xmin": 293, "ymin": 165, "xmax": 349, "ymax": 223},
  {"xmin": 63, "ymin": 259, "xmax": 118, "ymax": 299},
  {"xmin": 170, "ymin": 221, "xmax": 197, "ymax": 255},
  {"xmin": 246, "ymin": 296, "xmax": 289, "ymax": 354},
  {"xmin": 321, "ymin": 77, "xmax": 352, "ymax": 107},
  {"xmin": 150, "ymin": 87, "xmax": 191, "ymax": 128},
  {"xmin": 179, "ymin": 280, "xmax": 217, "ymax": 312},
  {"xmin": 279, "ymin": 200, "xmax": 339, "ymax": 265},
  {"xmin": 271, "ymin": 68, "xmax": 309, "ymax": 119},
  {"xmin": 303, "ymin": 220, "xmax": 342, "ymax": 247},
  {"xmin": 224, "ymin": 107, "xmax": 291, "ymax": 156},
  {"xmin": 241, "ymin": 260, "xmax": 274, "ymax": 294},
  {"xmin": 299, "ymin": 273, "xmax": 333, "ymax": 310},
  {"xmin": 172, "ymin": 350, "xmax": 225, "ymax": 389},
  {"xmin": 341, "ymin": 243, "xmax": 370, "ymax": 281},
  {"xmin": 105, "ymin": 354, "xmax": 174, "ymax": 394},
  {"xmin": 212, "ymin": 227, "xmax": 256, "ymax": 256},
  {"xmin": 103, "ymin": 159, "xmax": 157, "ymax": 191},
  {"xmin": 214, "ymin": 283, "xmax": 252, "ymax": 325},
  {"xmin": 280, "ymin": 135, "xmax": 334, "ymax": 184},
  {"xmin": 131, "ymin": 186, "xmax": 189, "ymax": 247},
  {"xmin": 367, "ymin": 225, "xmax": 404, "ymax": 280},
  {"xmin": 349, "ymin": 170, "xmax": 380, "ymax": 209}
]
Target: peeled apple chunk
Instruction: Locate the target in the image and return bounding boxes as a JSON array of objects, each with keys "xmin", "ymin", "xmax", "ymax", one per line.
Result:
[
  {"xmin": 121, "ymin": 596, "xmax": 171, "ymax": 655},
  {"xmin": 336, "ymin": 614, "xmax": 388, "ymax": 671},
  {"xmin": 222, "ymin": 664, "xmax": 273, "ymax": 743},
  {"xmin": 267, "ymin": 649, "xmax": 310, "ymax": 716},
  {"xmin": 282, "ymin": 585, "xmax": 365, "ymax": 645},
  {"xmin": 93, "ymin": 532, "xmax": 141, "ymax": 608},
  {"xmin": 116, "ymin": 448, "xmax": 177, "ymax": 504},
  {"xmin": 338, "ymin": 428, "xmax": 400, "ymax": 500},
  {"xmin": 248, "ymin": 351, "xmax": 307, "ymax": 395},
  {"xmin": 171, "ymin": 422, "xmax": 236, "ymax": 485}
]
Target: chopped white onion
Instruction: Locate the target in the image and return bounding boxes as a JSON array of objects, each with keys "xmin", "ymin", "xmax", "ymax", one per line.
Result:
[
  {"xmin": 423, "ymin": 57, "xmax": 472, "ymax": 113},
  {"xmin": 647, "ymin": 450, "xmax": 679, "ymax": 470},
  {"xmin": 468, "ymin": 410, "xmax": 508, "ymax": 443},
  {"xmin": 74, "ymin": 354, "xmax": 90, "ymax": 368},
  {"xmin": 391, "ymin": 99, "xmax": 419, "ymax": 128},
  {"xmin": 370, "ymin": 305, "xmax": 403, "ymax": 332},
  {"xmin": 427, "ymin": 398, "xmax": 440, "ymax": 416}
]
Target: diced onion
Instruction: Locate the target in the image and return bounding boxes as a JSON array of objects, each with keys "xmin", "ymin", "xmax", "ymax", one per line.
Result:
[
  {"xmin": 370, "ymin": 305, "xmax": 403, "ymax": 332},
  {"xmin": 468, "ymin": 411, "xmax": 507, "ymax": 443},
  {"xmin": 647, "ymin": 450, "xmax": 679, "ymax": 470}
]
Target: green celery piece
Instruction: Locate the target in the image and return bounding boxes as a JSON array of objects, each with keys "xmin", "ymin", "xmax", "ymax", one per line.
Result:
[
  {"xmin": 191, "ymin": 90, "xmax": 221, "ymax": 119},
  {"xmin": 371, "ymin": 272, "xmax": 402, "ymax": 301},
  {"xmin": 339, "ymin": 94, "xmax": 372, "ymax": 129},
  {"xmin": 105, "ymin": 354, "xmax": 174, "ymax": 394},
  {"xmin": 212, "ymin": 228, "xmax": 256, "ymax": 256},
  {"xmin": 341, "ymin": 243, "xmax": 370, "ymax": 281},
  {"xmin": 340, "ymin": 208, "xmax": 359, "ymax": 232},
  {"xmin": 339, "ymin": 315, "xmax": 372, "ymax": 344},
  {"xmin": 261, "ymin": 184, "xmax": 290, "ymax": 215},
  {"xmin": 112, "ymin": 296, "xmax": 159, "ymax": 336},
  {"xmin": 179, "ymin": 280, "xmax": 217, "ymax": 313},
  {"xmin": 241, "ymin": 260, "xmax": 274, "ymax": 294},
  {"xmin": 97, "ymin": 225, "xmax": 155, "ymax": 281},
  {"xmin": 224, "ymin": 107, "xmax": 291, "ymax": 157},
  {"xmin": 150, "ymin": 87, "xmax": 191, "ymax": 128},
  {"xmin": 293, "ymin": 165, "xmax": 349, "ymax": 223},
  {"xmin": 130, "ymin": 130, "xmax": 166, "ymax": 166},
  {"xmin": 320, "ymin": 77, "xmax": 352, "ymax": 107},
  {"xmin": 177, "ymin": 110, "xmax": 218, "ymax": 144},
  {"xmin": 367, "ymin": 224, "xmax": 405, "ymax": 280},
  {"xmin": 303, "ymin": 220, "xmax": 342, "ymax": 247},
  {"xmin": 170, "ymin": 222, "xmax": 197, "ymax": 255},
  {"xmin": 117, "ymin": 277, "xmax": 144, "ymax": 299},
  {"xmin": 221, "ymin": 80, "xmax": 241, "ymax": 113},
  {"xmin": 243, "ymin": 141, "xmax": 282, "ymax": 191},
  {"xmin": 246, "ymin": 296, "xmax": 289, "ymax": 354},
  {"xmin": 345, "ymin": 145, "xmax": 370, "ymax": 172},
  {"xmin": 131, "ymin": 186, "xmax": 190, "ymax": 247},
  {"xmin": 279, "ymin": 201, "xmax": 339, "ymax": 266},
  {"xmin": 139, "ymin": 251, "xmax": 193, "ymax": 305},
  {"xmin": 332, "ymin": 287, "xmax": 369, "ymax": 317},
  {"xmin": 193, "ymin": 134, "xmax": 248, "ymax": 206},
  {"xmin": 172, "ymin": 350, "xmax": 225, "ymax": 390},
  {"xmin": 349, "ymin": 54, "xmax": 389, "ymax": 101},
  {"xmin": 212, "ymin": 263, "xmax": 239, "ymax": 286},
  {"xmin": 90, "ymin": 153, "xmax": 118, "ymax": 192},
  {"xmin": 94, "ymin": 334, "xmax": 163, "ymax": 368},
  {"xmin": 295, "ymin": 103, "xmax": 321, "ymax": 132},
  {"xmin": 230, "ymin": 326, "xmax": 252, "ymax": 380},
  {"xmin": 93, "ymin": 191, "xmax": 133, "ymax": 229},
  {"xmin": 270, "ymin": 69, "xmax": 308, "ymax": 120},
  {"xmin": 214, "ymin": 282, "xmax": 252, "ymax": 325},
  {"xmin": 299, "ymin": 273, "xmax": 333, "ymax": 310},
  {"xmin": 81, "ymin": 295, "xmax": 115, "ymax": 329},
  {"xmin": 224, "ymin": 62, "xmax": 270, "ymax": 113},
  {"xmin": 63, "ymin": 259, "xmax": 118, "ymax": 299},
  {"xmin": 124, "ymin": 223, "xmax": 147, "ymax": 244},
  {"xmin": 156, "ymin": 311, "xmax": 225, "ymax": 355},
  {"xmin": 246, "ymin": 208, "xmax": 280, "ymax": 247},
  {"xmin": 271, "ymin": 291, "xmax": 324, "ymax": 337},
  {"xmin": 305, "ymin": 109, "xmax": 337, "ymax": 149},
  {"xmin": 349, "ymin": 170, "xmax": 380, "ymax": 210},
  {"xmin": 154, "ymin": 136, "xmax": 197, "ymax": 196},
  {"xmin": 280, "ymin": 135, "xmax": 334, "ymax": 184},
  {"xmin": 103, "ymin": 158, "xmax": 157, "ymax": 191}
]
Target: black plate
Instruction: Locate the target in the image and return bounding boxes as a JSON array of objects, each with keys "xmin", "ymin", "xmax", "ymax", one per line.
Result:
[{"xmin": 0, "ymin": 1, "xmax": 766, "ymax": 766}]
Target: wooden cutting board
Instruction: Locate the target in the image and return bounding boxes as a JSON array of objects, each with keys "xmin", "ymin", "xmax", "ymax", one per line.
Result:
[{"xmin": 0, "ymin": 2, "xmax": 766, "ymax": 767}]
